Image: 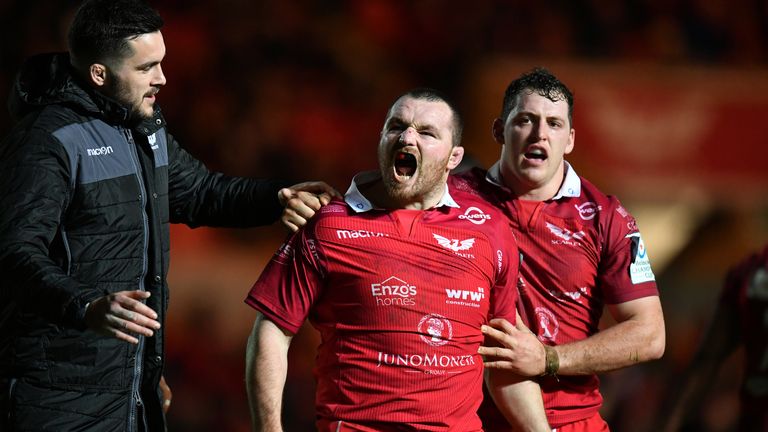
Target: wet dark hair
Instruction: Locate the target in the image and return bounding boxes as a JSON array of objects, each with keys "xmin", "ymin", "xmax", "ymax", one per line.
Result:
[
  {"xmin": 68, "ymin": 0, "xmax": 163, "ymax": 70},
  {"xmin": 390, "ymin": 88, "xmax": 464, "ymax": 147},
  {"xmin": 500, "ymin": 67, "xmax": 574, "ymax": 125}
]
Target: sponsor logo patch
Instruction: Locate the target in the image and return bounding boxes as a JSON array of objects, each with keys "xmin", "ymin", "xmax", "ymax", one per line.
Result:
[
  {"xmin": 86, "ymin": 146, "xmax": 113, "ymax": 156},
  {"xmin": 458, "ymin": 206, "xmax": 492, "ymax": 225},
  {"xmin": 273, "ymin": 241, "xmax": 294, "ymax": 265},
  {"xmin": 371, "ymin": 276, "xmax": 417, "ymax": 306},
  {"xmin": 627, "ymin": 233, "xmax": 655, "ymax": 284},
  {"xmin": 546, "ymin": 222, "xmax": 585, "ymax": 246},
  {"xmin": 445, "ymin": 287, "xmax": 485, "ymax": 308},
  {"xmin": 418, "ymin": 313, "xmax": 453, "ymax": 347},
  {"xmin": 375, "ymin": 313, "xmax": 472, "ymax": 375},
  {"xmin": 433, "ymin": 233, "xmax": 476, "ymax": 259},
  {"xmin": 148, "ymin": 133, "xmax": 159, "ymax": 150},
  {"xmin": 375, "ymin": 352, "xmax": 475, "ymax": 374},
  {"xmin": 534, "ymin": 307, "xmax": 559, "ymax": 342},
  {"xmin": 337, "ymin": 229, "xmax": 389, "ymax": 239},
  {"xmin": 575, "ymin": 202, "xmax": 601, "ymax": 220}
]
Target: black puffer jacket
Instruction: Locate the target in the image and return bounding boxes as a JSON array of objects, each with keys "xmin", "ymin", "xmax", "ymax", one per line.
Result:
[{"xmin": 0, "ymin": 53, "xmax": 288, "ymax": 431}]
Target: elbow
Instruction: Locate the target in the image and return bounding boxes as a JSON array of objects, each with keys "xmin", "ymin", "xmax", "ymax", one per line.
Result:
[
  {"xmin": 646, "ymin": 336, "xmax": 665, "ymax": 361},
  {"xmin": 643, "ymin": 326, "xmax": 666, "ymax": 361}
]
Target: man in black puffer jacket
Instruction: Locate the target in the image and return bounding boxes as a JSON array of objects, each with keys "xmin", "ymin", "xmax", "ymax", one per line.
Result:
[{"xmin": 0, "ymin": 0, "xmax": 336, "ymax": 430}]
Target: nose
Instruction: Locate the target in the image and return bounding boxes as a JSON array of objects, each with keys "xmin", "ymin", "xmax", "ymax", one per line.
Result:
[
  {"xmin": 154, "ymin": 64, "xmax": 167, "ymax": 87},
  {"xmin": 531, "ymin": 120, "xmax": 547, "ymax": 142},
  {"xmin": 399, "ymin": 127, "xmax": 418, "ymax": 145}
]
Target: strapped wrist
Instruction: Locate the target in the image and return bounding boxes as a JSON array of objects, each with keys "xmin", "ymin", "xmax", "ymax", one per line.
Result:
[{"xmin": 543, "ymin": 345, "xmax": 560, "ymax": 381}]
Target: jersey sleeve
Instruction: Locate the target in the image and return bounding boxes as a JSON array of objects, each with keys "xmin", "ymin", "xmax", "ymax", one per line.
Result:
[
  {"xmin": 597, "ymin": 199, "xmax": 659, "ymax": 304},
  {"xmin": 244, "ymin": 226, "xmax": 325, "ymax": 334},
  {"xmin": 488, "ymin": 220, "xmax": 519, "ymax": 324}
]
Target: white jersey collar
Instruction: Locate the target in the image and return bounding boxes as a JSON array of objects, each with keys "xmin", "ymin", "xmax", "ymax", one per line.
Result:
[{"xmin": 344, "ymin": 170, "xmax": 460, "ymax": 213}]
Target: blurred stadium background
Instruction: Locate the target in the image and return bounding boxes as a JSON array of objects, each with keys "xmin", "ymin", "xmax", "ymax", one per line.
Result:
[{"xmin": 2, "ymin": 1, "xmax": 767, "ymax": 430}]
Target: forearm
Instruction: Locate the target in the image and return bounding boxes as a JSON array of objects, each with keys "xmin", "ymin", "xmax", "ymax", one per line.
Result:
[
  {"xmin": 485, "ymin": 370, "xmax": 549, "ymax": 432},
  {"xmin": 168, "ymin": 140, "xmax": 288, "ymax": 227},
  {"xmin": 554, "ymin": 304, "xmax": 665, "ymax": 375},
  {"xmin": 245, "ymin": 314, "xmax": 292, "ymax": 432}
]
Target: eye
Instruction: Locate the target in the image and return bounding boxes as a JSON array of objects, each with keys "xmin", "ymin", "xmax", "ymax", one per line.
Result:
[
  {"xmin": 515, "ymin": 116, "xmax": 532, "ymax": 126},
  {"xmin": 548, "ymin": 119, "xmax": 563, "ymax": 128}
]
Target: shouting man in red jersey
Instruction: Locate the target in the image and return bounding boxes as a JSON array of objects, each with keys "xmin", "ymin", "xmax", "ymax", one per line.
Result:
[{"xmin": 244, "ymin": 89, "xmax": 550, "ymax": 431}]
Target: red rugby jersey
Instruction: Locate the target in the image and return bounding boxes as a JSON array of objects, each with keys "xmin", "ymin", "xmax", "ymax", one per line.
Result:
[
  {"xmin": 245, "ymin": 171, "xmax": 519, "ymax": 431},
  {"xmin": 719, "ymin": 245, "xmax": 768, "ymax": 431},
  {"xmin": 455, "ymin": 163, "xmax": 659, "ymax": 429}
]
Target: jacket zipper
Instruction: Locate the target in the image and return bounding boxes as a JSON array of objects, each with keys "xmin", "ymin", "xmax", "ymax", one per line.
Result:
[{"xmin": 125, "ymin": 128, "xmax": 150, "ymax": 431}]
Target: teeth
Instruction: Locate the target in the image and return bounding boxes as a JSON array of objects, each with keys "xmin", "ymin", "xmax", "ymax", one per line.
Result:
[{"xmin": 529, "ymin": 149, "xmax": 544, "ymax": 155}]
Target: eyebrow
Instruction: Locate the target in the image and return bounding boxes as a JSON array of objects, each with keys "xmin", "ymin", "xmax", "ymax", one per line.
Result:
[
  {"xmin": 135, "ymin": 60, "xmax": 161, "ymax": 70},
  {"xmin": 515, "ymin": 110, "xmax": 565, "ymax": 121},
  {"xmin": 386, "ymin": 117, "xmax": 441, "ymax": 133}
]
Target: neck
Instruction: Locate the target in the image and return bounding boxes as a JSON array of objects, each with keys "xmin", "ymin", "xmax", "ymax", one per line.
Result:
[
  {"xmin": 364, "ymin": 180, "xmax": 445, "ymax": 210},
  {"xmin": 501, "ymin": 164, "xmax": 566, "ymax": 202}
]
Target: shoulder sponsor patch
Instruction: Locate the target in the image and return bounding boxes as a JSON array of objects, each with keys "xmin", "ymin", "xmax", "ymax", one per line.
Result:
[
  {"xmin": 626, "ymin": 233, "xmax": 655, "ymax": 284},
  {"xmin": 458, "ymin": 206, "xmax": 492, "ymax": 224}
]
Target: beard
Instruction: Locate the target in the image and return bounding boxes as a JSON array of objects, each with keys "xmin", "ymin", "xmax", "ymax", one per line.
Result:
[
  {"xmin": 107, "ymin": 78, "xmax": 155, "ymax": 122},
  {"xmin": 379, "ymin": 151, "xmax": 451, "ymax": 205}
]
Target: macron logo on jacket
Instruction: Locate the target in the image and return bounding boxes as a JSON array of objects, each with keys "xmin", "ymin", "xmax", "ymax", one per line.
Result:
[{"xmin": 86, "ymin": 145, "xmax": 113, "ymax": 156}]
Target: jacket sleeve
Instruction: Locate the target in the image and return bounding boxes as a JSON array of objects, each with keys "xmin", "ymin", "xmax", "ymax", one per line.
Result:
[
  {"xmin": 0, "ymin": 127, "xmax": 104, "ymax": 329},
  {"xmin": 165, "ymin": 133, "xmax": 292, "ymax": 228}
]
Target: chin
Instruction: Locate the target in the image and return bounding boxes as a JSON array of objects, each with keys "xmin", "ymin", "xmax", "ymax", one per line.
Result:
[{"xmin": 134, "ymin": 108, "xmax": 155, "ymax": 121}]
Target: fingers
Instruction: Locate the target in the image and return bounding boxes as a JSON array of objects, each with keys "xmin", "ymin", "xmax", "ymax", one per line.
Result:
[
  {"xmin": 288, "ymin": 181, "xmax": 341, "ymax": 198},
  {"xmin": 86, "ymin": 290, "xmax": 161, "ymax": 344},
  {"xmin": 482, "ymin": 359, "xmax": 517, "ymax": 370},
  {"xmin": 488, "ymin": 317, "xmax": 516, "ymax": 333},
  {"xmin": 281, "ymin": 190, "xmax": 328, "ymax": 231},
  {"xmin": 281, "ymin": 203, "xmax": 312, "ymax": 232},
  {"xmin": 477, "ymin": 345, "xmax": 516, "ymax": 370},
  {"xmin": 318, "ymin": 192, "xmax": 333, "ymax": 206},
  {"xmin": 477, "ymin": 345, "xmax": 506, "ymax": 357},
  {"xmin": 281, "ymin": 217, "xmax": 301, "ymax": 233},
  {"xmin": 481, "ymin": 322, "xmax": 511, "ymax": 345}
]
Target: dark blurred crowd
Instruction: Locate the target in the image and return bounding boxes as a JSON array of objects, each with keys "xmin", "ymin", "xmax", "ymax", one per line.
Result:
[
  {"xmin": 3, "ymin": 0, "xmax": 768, "ymax": 186},
  {"xmin": 2, "ymin": 1, "xmax": 768, "ymax": 431}
]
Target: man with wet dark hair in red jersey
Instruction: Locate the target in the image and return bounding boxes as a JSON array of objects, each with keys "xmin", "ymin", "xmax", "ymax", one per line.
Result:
[{"xmin": 468, "ymin": 68, "xmax": 666, "ymax": 431}]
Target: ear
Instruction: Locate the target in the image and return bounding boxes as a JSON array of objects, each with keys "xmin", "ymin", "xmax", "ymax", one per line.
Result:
[
  {"xmin": 565, "ymin": 127, "xmax": 575, "ymax": 155},
  {"xmin": 447, "ymin": 145, "xmax": 465, "ymax": 170},
  {"xmin": 491, "ymin": 118, "xmax": 505, "ymax": 145},
  {"xmin": 89, "ymin": 63, "xmax": 108, "ymax": 87}
]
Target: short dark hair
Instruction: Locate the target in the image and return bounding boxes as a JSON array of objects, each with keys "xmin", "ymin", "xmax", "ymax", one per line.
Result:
[
  {"xmin": 68, "ymin": 0, "xmax": 163, "ymax": 70},
  {"xmin": 500, "ymin": 67, "xmax": 574, "ymax": 125},
  {"xmin": 391, "ymin": 88, "xmax": 464, "ymax": 147}
]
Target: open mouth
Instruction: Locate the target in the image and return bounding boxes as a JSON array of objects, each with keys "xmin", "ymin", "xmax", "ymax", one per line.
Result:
[
  {"xmin": 394, "ymin": 151, "xmax": 417, "ymax": 178},
  {"xmin": 524, "ymin": 148, "xmax": 547, "ymax": 161}
]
